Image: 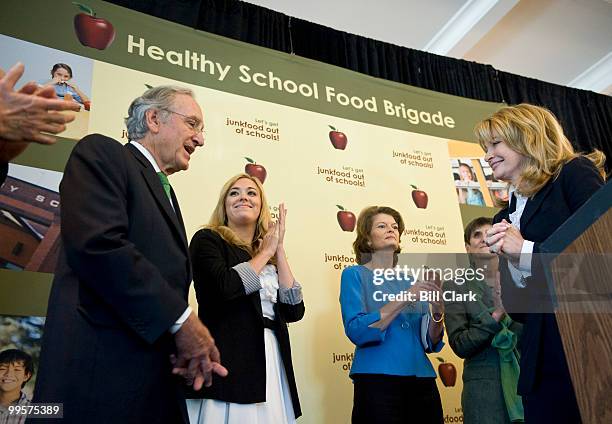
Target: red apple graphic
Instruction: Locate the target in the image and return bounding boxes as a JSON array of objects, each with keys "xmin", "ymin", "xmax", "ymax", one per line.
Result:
[
  {"xmin": 245, "ymin": 157, "xmax": 267, "ymax": 184},
  {"xmin": 436, "ymin": 357, "xmax": 457, "ymax": 387},
  {"xmin": 73, "ymin": 3, "xmax": 116, "ymax": 50},
  {"xmin": 411, "ymin": 184, "xmax": 429, "ymax": 209},
  {"xmin": 337, "ymin": 205, "xmax": 356, "ymax": 232},
  {"xmin": 329, "ymin": 126, "xmax": 348, "ymax": 150}
]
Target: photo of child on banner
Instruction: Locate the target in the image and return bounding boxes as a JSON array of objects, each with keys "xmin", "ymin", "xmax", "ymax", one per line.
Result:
[
  {"xmin": 450, "ymin": 157, "xmax": 509, "ymax": 207},
  {"xmin": 451, "ymin": 158, "xmax": 485, "ymax": 206},
  {"xmin": 0, "ymin": 34, "xmax": 93, "ymax": 141},
  {"xmin": 0, "ymin": 315, "xmax": 44, "ymax": 411}
]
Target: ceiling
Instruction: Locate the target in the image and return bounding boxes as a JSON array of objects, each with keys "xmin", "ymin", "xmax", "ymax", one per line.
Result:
[{"xmin": 243, "ymin": 0, "xmax": 612, "ymax": 96}]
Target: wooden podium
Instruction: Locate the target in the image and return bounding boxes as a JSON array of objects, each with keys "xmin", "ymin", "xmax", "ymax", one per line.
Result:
[{"xmin": 540, "ymin": 182, "xmax": 612, "ymax": 423}]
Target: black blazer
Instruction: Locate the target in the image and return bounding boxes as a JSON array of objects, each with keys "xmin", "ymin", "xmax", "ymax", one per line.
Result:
[
  {"xmin": 188, "ymin": 228, "xmax": 305, "ymax": 418},
  {"xmin": 33, "ymin": 135, "xmax": 192, "ymax": 424},
  {"xmin": 493, "ymin": 156, "xmax": 604, "ymax": 396}
]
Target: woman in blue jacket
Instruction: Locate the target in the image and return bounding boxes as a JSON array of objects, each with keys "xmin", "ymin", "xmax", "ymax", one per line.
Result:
[{"xmin": 340, "ymin": 206, "xmax": 445, "ymax": 424}]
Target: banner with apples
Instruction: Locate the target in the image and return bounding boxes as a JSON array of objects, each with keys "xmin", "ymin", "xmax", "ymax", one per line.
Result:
[{"xmin": 0, "ymin": 1, "xmax": 506, "ymax": 422}]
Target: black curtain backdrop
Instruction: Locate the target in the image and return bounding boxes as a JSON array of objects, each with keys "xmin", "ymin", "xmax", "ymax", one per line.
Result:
[{"xmin": 106, "ymin": 0, "xmax": 612, "ymax": 170}]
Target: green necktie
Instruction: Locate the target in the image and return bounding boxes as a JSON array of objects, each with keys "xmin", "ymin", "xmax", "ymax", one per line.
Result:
[{"xmin": 157, "ymin": 172, "xmax": 172, "ymax": 201}]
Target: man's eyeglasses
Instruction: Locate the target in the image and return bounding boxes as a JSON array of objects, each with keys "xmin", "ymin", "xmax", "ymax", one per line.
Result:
[{"xmin": 164, "ymin": 109, "xmax": 205, "ymax": 136}]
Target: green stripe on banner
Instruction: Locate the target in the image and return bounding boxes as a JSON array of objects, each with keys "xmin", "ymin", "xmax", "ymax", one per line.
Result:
[
  {"xmin": 458, "ymin": 204, "xmax": 498, "ymax": 228},
  {"xmin": 0, "ymin": 0, "xmax": 502, "ymax": 143},
  {"xmin": 11, "ymin": 138, "xmax": 75, "ymax": 173},
  {"xmin": 0, "ymin": 270, "xmax": 53, "ymax": 316}
]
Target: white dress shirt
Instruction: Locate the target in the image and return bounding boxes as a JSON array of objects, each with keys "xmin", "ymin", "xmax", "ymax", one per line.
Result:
[{"xmin": 507, "ymin": 186, "xmax": 535, "ymax": 288}]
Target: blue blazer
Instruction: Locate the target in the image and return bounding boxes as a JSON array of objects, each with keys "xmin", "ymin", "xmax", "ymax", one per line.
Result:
[{"xmin": 340, "ymin": 265, "xmax": 443, "ymax": 378}]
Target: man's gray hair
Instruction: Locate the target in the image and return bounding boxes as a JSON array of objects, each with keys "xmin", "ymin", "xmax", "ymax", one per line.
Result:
[{"xmin": 125, "ymin": 85, "xmax": 195, "ymax": 141}]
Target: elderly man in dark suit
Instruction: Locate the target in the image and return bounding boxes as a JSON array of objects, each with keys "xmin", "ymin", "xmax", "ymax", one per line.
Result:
[{"xmin": 32, "ymin": 86, "xmax": 227, "ymax": 423}]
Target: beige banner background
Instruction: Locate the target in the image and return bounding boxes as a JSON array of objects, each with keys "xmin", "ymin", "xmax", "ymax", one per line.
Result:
[{"xmin": 88, "ymin": 61, "xmax": 470, "ymax": 422}]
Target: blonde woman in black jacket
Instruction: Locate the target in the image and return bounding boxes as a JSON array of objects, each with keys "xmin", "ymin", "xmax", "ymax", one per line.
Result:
[{"xmin": 187, "ymin": 173, "xmax": 305, "ymax": 424}]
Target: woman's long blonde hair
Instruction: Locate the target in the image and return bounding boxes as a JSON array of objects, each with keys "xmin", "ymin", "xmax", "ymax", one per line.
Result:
[
  {"xmin": 475, "ymin": 103, "xmax": 606, "ymax": 198},
  {"xmin": 206, "ymin": 173, "xmax": 272, "ymax": 257}
]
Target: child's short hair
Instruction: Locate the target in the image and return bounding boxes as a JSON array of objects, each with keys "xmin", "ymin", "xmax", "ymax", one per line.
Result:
[{"xmin": 0, "ymin": 349, "xmax": 34, "ymax": 388}]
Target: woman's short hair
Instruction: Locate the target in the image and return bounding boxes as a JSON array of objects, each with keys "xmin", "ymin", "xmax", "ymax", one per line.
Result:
[
  {"xmin": 475, "ymin": 103, "xmax": 605, "ymax": 197},
  {"xmin": 125, "ymin": 85, "xmax": 195, "ymax": 141},
  {"xmin": 51, "ymin": 63, "xmax": 72, "ymax": 78},
  {"xmin": 353, "ymin": 206, "xmax": 404, "ymax": 265},
  {"xmin": 206, "ymin": 173, "xmax": 272, "ymax": 257},
  {"xmin": 464, "ymin": 216, "xmax": 492, "ymax": 245}
]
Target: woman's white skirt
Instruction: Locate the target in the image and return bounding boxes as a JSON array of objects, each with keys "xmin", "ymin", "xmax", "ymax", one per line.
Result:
[{"xmin": 187, "ymin": 329, "xmax": 296, "ymax": 424}]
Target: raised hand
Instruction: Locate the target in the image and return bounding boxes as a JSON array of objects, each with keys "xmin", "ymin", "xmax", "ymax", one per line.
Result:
[
  {"xmin": 497, "ymin": 219, "xmax": 524, "ymax": 265},
  {"xmin": 409, "ymin": 280, "xmax": 439, "ymax": 303},
  {"xmin": 412, "ymin": 277, "xmax": 444, "ymax": 313},
  {"xmin": 485, "ymin": 221, "xmax": 508, "ymax": 255},
  {"xmin": 490, "ymin": 271, "xmax": 506, "ymax": 322},
  {"xmin": 276, "ymin": 203, "xmax": 286, "ymax": 251},
  {"xmin": 0, "ymin": 63, "xmax": 80, "ymax": 147},
  {"xmin": 259, "ymin": 220, "xmax": 280, "ymax": 258},
  {"xmin": 491, "ymin": 271, "xmax": 503, "ymax": 307}
]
